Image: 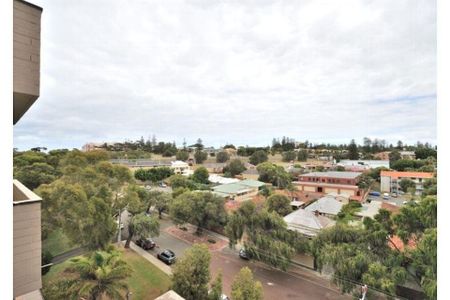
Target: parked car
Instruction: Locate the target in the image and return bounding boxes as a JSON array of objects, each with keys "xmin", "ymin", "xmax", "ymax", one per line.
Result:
[
  {"xmin": 135, "ymin": 238, "xmax": 156, "ymax": 250},
  {"xmin": 369, "ymin": 191, "xmax": 381, "ymax": 197},
  {"xmin": 159, "ymin": 182, "xmax": 167, "ymax": 188},
  {"xmin": 239, "ymin": 248, "xmax": 250, "ymax": 260},
  {"xmin": 157, "ymin": 249, "xmax": 176, "ymax": 265},
  {"xmin": 382, "ymin": 193, "xmax": 390, "ymax": 200}
]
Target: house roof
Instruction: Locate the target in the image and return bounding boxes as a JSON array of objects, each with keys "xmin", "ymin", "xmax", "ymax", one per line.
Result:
[
  {"xmin": 211, "ymin": 179, "xmax": 264, "ymax": 195},
  {"xmin": 300, "ymin": 171, "xmax": 361, "ymax": 179},
  {"xmin": 304, "ymin": 196, "xmax": 344, "ymax": 216},
  {"xmin": 208, "ymin": 174, "xmax": 240, "ymax": 184},
  {"xmin": 380, "ymin": 171, "xmax": 434, "ymax": 179},
  {"xmin": 284, "ymin": 209, "xmax": 335, "ymax": 237},
  {"xmin": 389, "ymin": 235, "xmax": 417, "ymax": 252},
  {"xmin": 239, "ymin": 179, "xmax": 265, "ymax": 188}
]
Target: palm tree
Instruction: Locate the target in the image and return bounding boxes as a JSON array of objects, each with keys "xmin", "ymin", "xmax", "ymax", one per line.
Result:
[{"xmin": 65, "ymin": 249, "xmax": 132, "ymax": 300}]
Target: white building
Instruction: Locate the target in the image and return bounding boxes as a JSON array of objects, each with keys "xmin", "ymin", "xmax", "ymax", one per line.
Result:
[
  {"xmin": 380, "ymin": 171, "xmax": 434, "ymax": 194},
  {"xmin": 171, "ymin": 161, "xmax": 191, "ymax": 175}
]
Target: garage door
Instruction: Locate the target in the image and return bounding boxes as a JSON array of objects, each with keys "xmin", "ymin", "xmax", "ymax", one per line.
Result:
[
  {"xmin": 303, "ymin": 186, "xmax": 316, "ymax": 192},
  {"xmin": 324, "ymin": 188, "xmax": 339, "ymax": 194},
  {"xmin": 340, "ymin": 189, "xmax": 355, "ymax": 196}
]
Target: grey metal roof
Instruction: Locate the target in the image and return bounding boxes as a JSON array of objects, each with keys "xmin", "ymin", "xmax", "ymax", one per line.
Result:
[
  {"xmin": 304, "ymin": 196, "xmax": 344, "ymax": 216},
  {"xmin": 284, "ymin": 209, "xmax": 335, "ymax": 237},
  {"xmin": 300, "ymin": 171, "xmax": 361, "ymax": 179}
]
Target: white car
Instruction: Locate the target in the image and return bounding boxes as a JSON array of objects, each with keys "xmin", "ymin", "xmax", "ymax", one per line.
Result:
[{"xmin": 382, "ymin": 193, "xmax": 390, "ymax": 200}]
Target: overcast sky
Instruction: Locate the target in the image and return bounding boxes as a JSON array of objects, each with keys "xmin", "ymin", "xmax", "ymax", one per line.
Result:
[{"xmin": 14, "ymin": 0, "xmax": 436, "ymax": 150}]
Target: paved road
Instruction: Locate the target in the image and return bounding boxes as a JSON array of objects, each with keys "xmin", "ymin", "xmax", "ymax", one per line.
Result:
[
  {"xmin": 138, "ymin": 217, "xmax": 350, "ymax": 300},
  {"xmin": 211, "ymin": 248, "xmax": 349, "ymax": 300}
]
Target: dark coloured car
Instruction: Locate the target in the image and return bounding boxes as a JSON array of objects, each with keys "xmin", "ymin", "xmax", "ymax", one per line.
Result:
[
  {"xmin": 135, "ymin": 238, "xmax": 156, "ymax": 250},
  {"xmin": 157, "ymin": 249, "xmax": 176, "ymax": 265},
  {"xmin": 239, "ymin": 248, "xmax": 250, "ymax": 260}
]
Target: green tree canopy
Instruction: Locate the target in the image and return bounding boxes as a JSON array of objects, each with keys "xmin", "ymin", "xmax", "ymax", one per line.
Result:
[
  {"xmin": 297, "ymin": 150, "xmax": 308, "ymax": 162},
  {"xmin": 176, "ymin": 150, "xmax": 190, "ymax": 161},
  {"xmin": 195, "ymin": 150, "xmax": 208, "ymax": 164},
  {"xmin": 347, "ymin": 139, "xmax": 359, "ymax": 160},
  {"xmin": 216, "ymin": 151, "xmax": 230, "ymax": 163},
  {"xmin": 192, "ymin": 166, "xmax": 210, "ymax": 184},
  {"xmin": 124, "ymin": 213, "xmax": 160, "ymax": 248},
  {"xmin": 223, "ymin": 159, "xmax": 247, "ymax": 177},
  {"xmin": 231, "ymin": 267, "xmax": 263, "ymax": 300},
  {"xmin": 48, "ymin": 249, "xmax": 132, "ymax": 299},
  {"xmin": 281, "ymin": 151, "xmax": 296, "ymax": 162},
  {"xmin": 266, "ymin": 194, "xmax": 292, "ymax": 216},
  {"xmin": 249, "ymin": 150, "xmax": 268, "ymax": 165},
  {"xmin": 172, "ymin": 244, "xmax": 211, "ymax": 300},
  {"xmin": 170, "ymin": 191, "xmax": 227, "ymax": 234}
]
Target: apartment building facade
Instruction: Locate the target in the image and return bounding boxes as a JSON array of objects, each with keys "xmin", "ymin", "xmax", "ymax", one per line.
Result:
[
  {"xmin": 380, "ymin": 171, "xmax": 434, "ymax": 194},
  {"xmin": 294, "ymin": 171, "xmax": 366, "ymax": 201},
  {"xmin": 13, "ymin": 0, "xmax": 43, "ymax": 299}
]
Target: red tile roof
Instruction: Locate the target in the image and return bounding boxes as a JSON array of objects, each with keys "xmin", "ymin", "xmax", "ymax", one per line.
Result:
[
  {"xmin": 389, "ymin": 235, "xmax": 417, "ymax": 252},
  {"xmin": 380, "ymin": 171, "xmax": 434, "ymax": 179}
]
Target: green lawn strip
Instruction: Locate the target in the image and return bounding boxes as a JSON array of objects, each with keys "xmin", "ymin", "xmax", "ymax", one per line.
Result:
[
  {"xmin": 43, "ymin": 229, "xmax": 79, "ymax": 256},
  {"xmin": 42, "ymin": 247, "xmax": 171, "ymax": 300},
  {"xmin": 120, "ymin": 248, "xmax": 171, "ymax": 300}
]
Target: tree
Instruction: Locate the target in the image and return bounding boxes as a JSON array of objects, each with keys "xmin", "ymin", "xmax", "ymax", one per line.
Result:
[
  {"xmin": 59, "ymin": 249, "xmax": 131, "ymax": 299},
  {"xmin": 225, "ymin": 202, "xmax": 308, "ymax": 270},
  {"xmin": 231, "ymin": 267, "xmax": 263, "ymax": 300},
  {"xmin": 257, "ymin": 162, "xmax": 292, "ymax": 189},
  {"xmin": 168, "ymin": 174, "xmax": 196, "ymax": 190},
  {"xmin": 249, "ymin": 150, "xmax": 268, "ymax": 165},
  {"xmin": 216, "ymin": 151, "xmax": 230, "ymax": 163},
  {"xmin": 389, "ymin": 150, "xmax": 401, "ymax": 164},
  {"xmin": 176, "ymin": 150, "xmax": 190, "ymax": 161},
  {"xmin": 192, "ymin": 166, "xmax": 210, "ymax": 184},
  {"xmin": 124, "ymin": 212, "xmax": 160, "ymax": 248},
  {"xmin": 281, "ymin": 151, "xmax": 296, "ymax": 162},
  {"xmin": 208, "ymin": 271, "xmax": 223, "ymax": 300},
  {"xmin": 415, "ymin": 147, "xmax": 437, "ymax": 160},
  {"xmin": 399, "ymin": 178, "xmax": 416, "ymax": 193},
  {"xmin": 172, "ymin": 244, "xmax": 211, "ymax": 300},
  {"xmin": 357, "ymin": 174, "xmax": 374, "ymax": 190},
  {"xmin": 266, "ymin": 194, "xmax": 292, "ymax": 216},
  {"xmin": 36, "ymin": 181, "xmax": 117, "ymax": 250},
  {"xmin": 195, "ymin": 150, "xmax": 208, "ymax": 164},
  {"xmin": 297, "ymin": 150, "xmax": 308, "ymax": 162},
  {"xmin": 223, "ymin": 159, "xmax": 247, "ymax": 177},
  {"xmin": 148, "ymin": 191, "xmax": 172, "ymax": 218},
  {"xmin": 347, "ymin": 139, "xmax": 359, "ymax": 160},
  {"xmin": 170, "ymin": 191, "xmax": 227, "ymax": 235},
  {"xmin": 14, "ymin": 162, "xmax": 57, "ymax": 190}
]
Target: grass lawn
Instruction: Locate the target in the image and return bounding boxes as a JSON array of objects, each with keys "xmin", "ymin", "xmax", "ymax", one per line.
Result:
[
  {"xmin": 42, "ymin": 247, "xmax": 171, "ymax": 300},
  {"xmin": 43, "ymin": 229, "xmax": 79, "ymax": 256}
]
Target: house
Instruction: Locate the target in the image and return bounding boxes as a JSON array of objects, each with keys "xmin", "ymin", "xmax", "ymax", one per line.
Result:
[
  {"xmin": 283, "ymin": 209, "xmax": 335, "ymax": 237},
  {"xmin": 294, "ymin": 171, "xmax": 366, "ymax": 201},
  {"xmin": 304, "ymin": 195, "xmax": 345, "ymax": 218},
  {"xmin": 13, "ymin": 1, "xmax": 44, "ymax": 298},
  {"xmin": 171, "ymin": 160, "xmax": 191, "ymax": 175},
  {"xmin": 212, "ymin": 179, "xmax": 265, "ymax": 202},
  {"xmin": 380, "ymin": 171, "xmax": 434, "ymax": 194},
  {"xmin": 203, "ymin": 162, "xmax": 226, "ymax": 174},
  {"xmin": 155, "ymin": 290, "xmax": 185, "ymax": 300}
]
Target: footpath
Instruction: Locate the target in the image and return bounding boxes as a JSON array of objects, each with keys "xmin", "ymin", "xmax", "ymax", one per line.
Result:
[{"xmin": 120, "ymin": 241, "xmax": 172, "ymax": 276}]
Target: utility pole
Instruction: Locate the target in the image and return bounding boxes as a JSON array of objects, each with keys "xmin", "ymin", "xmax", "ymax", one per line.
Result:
[{"xmin": 117, "ymin": 208, "xmax": 122, "ymax": 243}]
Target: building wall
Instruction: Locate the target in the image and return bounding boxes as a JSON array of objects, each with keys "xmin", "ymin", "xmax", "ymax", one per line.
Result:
[
  {"xmin": 13, "ymin": 202, "xmax": 42, "ymax": 298},
  {"xmin": 298, "ymin": 175, "xmax": 358, "ymax": 186},
  {"xmin": 380, "ymin": 176, "xmax": 391, "ymax": 192},
  {"xmin": 13, "ymin": 0, "xmax": 42, "ymax": 124}
]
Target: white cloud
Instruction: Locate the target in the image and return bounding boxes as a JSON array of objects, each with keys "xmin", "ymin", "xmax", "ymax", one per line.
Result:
[{"xmin": 13, "ymin": 0, "xmax": 436, "ymax": 149}]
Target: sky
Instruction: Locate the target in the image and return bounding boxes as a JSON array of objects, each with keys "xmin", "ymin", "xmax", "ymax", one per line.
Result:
[{"xmin": 13, "ymin": 0, "xmax": 436, "ymax": 150}]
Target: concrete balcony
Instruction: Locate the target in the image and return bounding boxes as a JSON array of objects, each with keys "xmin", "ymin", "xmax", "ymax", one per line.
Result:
[{"xmin": 13, "ymin": 180, "xmax": 42, "ymax": 299}]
